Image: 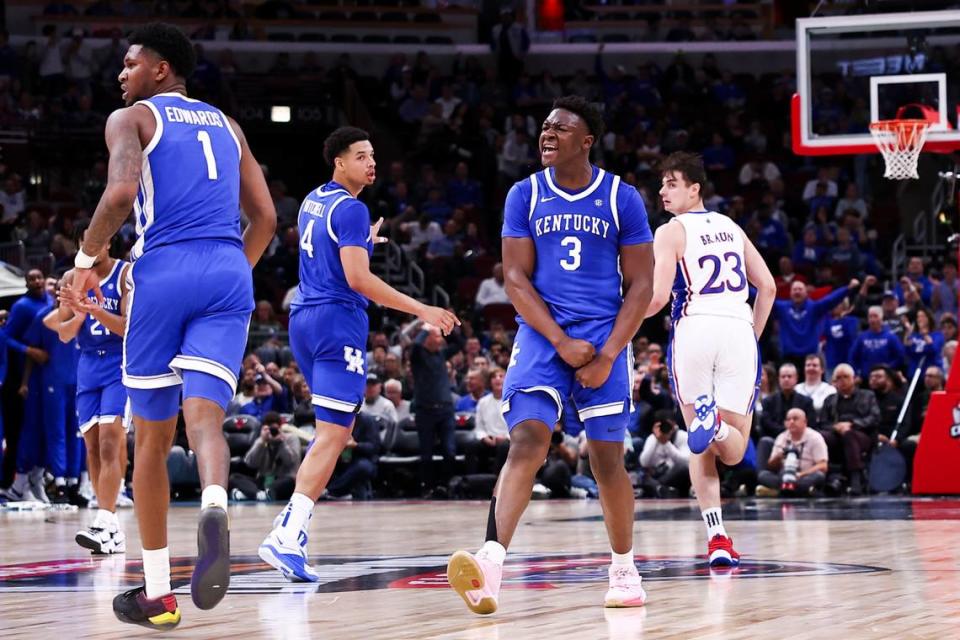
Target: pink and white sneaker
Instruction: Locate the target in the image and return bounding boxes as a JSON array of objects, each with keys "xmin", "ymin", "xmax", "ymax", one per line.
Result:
[
  {"xmin": 447, "ymin": 549, "xmax": 502, "ymax": 615},
  {"xmin": 604, "ymin": 564, "xmax": 647, "ymax": 608}
]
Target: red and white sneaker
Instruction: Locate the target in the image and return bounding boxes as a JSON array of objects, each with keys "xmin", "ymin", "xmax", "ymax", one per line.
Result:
[
  {"xmin": 708, "ymin": 534, "xmax": 741, "ymax": 567},
  {"xmin": 447, "ymin": 549, "xmax": 502, "ymax": 615},
  {"xmin": 604, "ymin": 564, "xmax": 647, "ymax": 607}
]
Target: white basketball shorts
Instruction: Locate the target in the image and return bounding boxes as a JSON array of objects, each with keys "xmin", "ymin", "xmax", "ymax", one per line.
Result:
[{"xmin": 668, "ymin": 315, "xmax": 761, "ymax": 416}]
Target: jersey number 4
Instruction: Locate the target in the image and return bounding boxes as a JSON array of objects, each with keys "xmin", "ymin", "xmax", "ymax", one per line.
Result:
[
  {"xmin": 698, "ymin": 252, "xmax": 746, "ymax": 295},
  {"xmin": 300, "ymin": 219, "xmax": 316, "ymax": 258}
]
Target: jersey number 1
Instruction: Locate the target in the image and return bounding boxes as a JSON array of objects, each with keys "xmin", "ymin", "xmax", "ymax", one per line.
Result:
[{"xmin": 197, "ymin": 131, "xmax": 218, "ymax": 180}]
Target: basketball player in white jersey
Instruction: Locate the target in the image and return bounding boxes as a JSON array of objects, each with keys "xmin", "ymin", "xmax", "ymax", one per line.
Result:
[{"xmin": 646, "ymin": 152, "xmax": 775, "ymax": 566}]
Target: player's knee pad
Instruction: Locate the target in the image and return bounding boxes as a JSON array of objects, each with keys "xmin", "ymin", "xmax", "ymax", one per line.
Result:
[
  {"xmin": 126, "ymin": 385, "xmax": 181, "ymax": 422},
  {"xmin": 503, "ymin": 390, "xmax": 560, "ymax": 433},
  {"xmin": 182, "ymin": 370, "xmax": 234, "ymax": 412}
]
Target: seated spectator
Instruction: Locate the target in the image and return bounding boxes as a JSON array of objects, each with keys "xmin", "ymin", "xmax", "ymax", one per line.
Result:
[
  {"xmin": 255, "ymin": 328, "xmax": 292, "ymax": 367},
  {"xmin": 802, "ymin": 167, "xmax": 839, "ymax": 202},
  {"xmin": 849, "ymin": 306, "xmax": 906, "ymax": 378},
  {"xmin": 902, "ymin": 307, "xmax": 944, "ymax": 376},
  {"xmin": 400, "ymin": 215, "xmax": 443, "ymax": 253},
  {"xmin": 538, "ymin": 421, "xmax": 579, "ymax": 498},
  {"xmin": 466, "ymin": 367, "xmax": 510, "ymax": 475},
  {"xmin": 738, "ymin": 157, "xmax": 781, "ymax": 187},
  {"xmin": 425, "ymin": 220, "xmax": 459, "ymax": 260},
  {"xmin": 796, "ymin": 354, "xmax": 837, "ymax": 424},
  {"xmin": 290, "ymin": 375, "xmax": 315, "ymax": 426},
  {"xmin": 421, "ymin": 188, "xmax": 454, "ymax": 224},
  {"xmin": 792, "ymin": 226, "xmax": 826, "ymax": 275},
  {"xmin": 325, "ymin": 412, "xmax": 380, "ymax": 500},
  {"xmin": 868, "ymin": 365, "xmax": 905, "ymax": 440},
  {"xmin": 251, "ymin": 299, "xmax": 281, "ymax": 333},
  {"xmin": 829, "ymin": 227, "xmax": 863, "ymax": 276},
  {"xmin": 639, "ymin": 410, "xmax": 690, "ymax": 498},
  {"xmin": 360, "ymin": 374, "xmax": 398, "ymax": 423},
  {"xmin": 941, "ymin": 314, "xmax": 957, "ymax": 344},
  {"xmin": 834, "ymin": 182, "xmax": 868, "ymax": 220},
  {"xmin": 895, "ymin": 257, "xmax": 933, "ymax": 306},
  {"xmin": 753, "ymin": 203, "xmax": 789, "ymax": 256},
  {"xmin": 760, "ymin": 363, "xmax": 815, "ymax": 438},
  {"xmin": 231, "ymin": 412, "xmax": 300, "ymax": 501},
  {"xmin": 456, "ymin": 367, "xmax": 488, "ymax": 412},
  {"xmin": 756, "ymin": 408, "xmax": 828, "ymax": 497},
  {"xmin": 702, "ymin": 132, "xmax": 735, "ymax": 171},
  {"xmin": 475, "ymin": 262, "xmax": 510, "ymax": 309},
  {"xmin": 240, "ymin": 373, "xmax": 279, "ymax": 421},
  {"xmin": 943, "ymin": 340, "xmax": 957, "ymax": 374},
  {"xmin": 819, "ymin": 364, "xmax": 880, "ymax": 495},
  {"xmin": 932, "ymin": 262, "xmax": 958, "ymax": 320},
  {"xmin": 384, "ymin": 378, "xmax": 412, "ymax": 423},
  {"xmin": 447, "ymin": 161, "xmax": 482, "ymax": 211}
]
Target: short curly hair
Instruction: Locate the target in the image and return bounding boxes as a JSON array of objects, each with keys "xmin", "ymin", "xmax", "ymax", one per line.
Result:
[
  {"xmin": 552, "ymin": 95, "xmax": 605, "ymax": 142},
  {"xmin": 128, "ymin": 23, "xmax": 196, "ymax": 79},
  {"xmin": 323, "ymin": 126, "xmax": 370, "ymax": 166}
]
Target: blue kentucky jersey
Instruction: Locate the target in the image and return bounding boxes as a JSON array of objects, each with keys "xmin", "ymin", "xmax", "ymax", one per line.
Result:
[
  {"xmin": 77, "ymin": 259, "xmax": 125, "ymax": 353},
  {"xmin": 292, "ymin": 180, "xmax": 373, "ymax": 310},
  {"xmin": 501, "ymin": 166, "xmax": 653, "ymax": 326},
  {"xmin": 131, "ymin": 92, "xmax": 242, "ymax": 260}
]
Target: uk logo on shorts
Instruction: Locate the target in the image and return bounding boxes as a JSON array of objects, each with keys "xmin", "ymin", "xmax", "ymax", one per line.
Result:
[{"xmin": 343, "ymin": 347, "xmax": 364, "ymax": 375}]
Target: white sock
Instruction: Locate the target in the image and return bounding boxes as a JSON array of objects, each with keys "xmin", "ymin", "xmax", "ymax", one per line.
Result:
[
  {"xmin": 143, "ymin": 547, "xmax": 172, "ymax": 599},
  {"xmin": 54, "ymin": 477, "xmax": 66, "ymax": 487},
  {"xmin": 67, "ymin": 477, "xmax": 78, "ymax": 487},
  {"xmin": 702, "ymin": 508, "xmax": 727, "ymax": 539},
  {"xmin": 96, "ymin": 508, "xmax": 119, "ymax": 530},
  {"xmin": 714, "ymin": 421, "xmax": 731, "ymax": 442},
  {"xmin": 479, "ymin": 540, "xmax": 506, "ymax": 565},
  {"xmin": 201, "ymin": 484, "xmax": 228, "ymax": 511},
  {"xmin": 611, "ymin": 548, "xmax": 634, "ymax": 568},
  {"xmin": 278, "ymin": 492, "xmax": 315, "ymax": 546}
]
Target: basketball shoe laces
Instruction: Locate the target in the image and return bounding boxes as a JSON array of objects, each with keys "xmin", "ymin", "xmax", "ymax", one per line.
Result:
[{"xmin": 708, "ymin": 535, "xmax": 737, "ymax": 557}]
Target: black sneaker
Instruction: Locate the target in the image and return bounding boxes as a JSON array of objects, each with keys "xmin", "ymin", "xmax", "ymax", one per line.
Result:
[
  {"xmin": 51, "ymin": 485, "xmax": 70, "ymax": 504},
  {"xmin": 67, "ymin": 485, "xmax": 89, "ymax": 508},
  {"xmin": 113, "ymin": 586, "xmax": 181, "ymax": 630},
  {"xmin": 190, "ymin": 506, "xmax": 230, "ymax": 610}
]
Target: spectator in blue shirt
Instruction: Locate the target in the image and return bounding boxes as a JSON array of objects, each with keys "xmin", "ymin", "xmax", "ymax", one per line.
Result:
[
  {"xmin": 823, "ymin": 298, "xmax": 860, "ymax": 373},
  {"xmin": 240, "ymin": 374, "xmax": 278, "ymax": 421},
  {"xmin": 421, "ymin": 187, "xmax": 453, "ymax": 224},
  {"xmin": 702, "ymin": 132, "xmax": 736, "ymax": 171},
  {"xmin": 754, "ymin": 203, "xmax": 789, "ymax": 256},
  {"xmin": 793, "ymin": 226, "xmax": 826, "ymax": 275},
  {"xmin": 455, "ymin": 368, "xmax": 488, "ymax": 413},
  {"xmin": 902, "ymin": 307, "xmax": 944, "ymax": 376},
  {"xmin": 446, "ymin": 161, "xmax": 482, "ymax": 212},
  {"xmin": 849, "ymin": 306, "xmax": 906, "ymax": 378},
  {"xmin": 773, "ymin": 278, "xmax": 860, "ymax": 371},
  {"xmin": 829, "ymin": 227, "xmax": 863, "ymax": 278},
  {"xmin": 895, "ymin": 256, "xmax": 934, "ymax": 306}
]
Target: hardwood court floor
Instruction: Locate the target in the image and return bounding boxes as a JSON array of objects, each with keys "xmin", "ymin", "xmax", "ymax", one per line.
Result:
[{"xmin": 1, "ymin": 497, "xmax": 959, "ymax": 639}]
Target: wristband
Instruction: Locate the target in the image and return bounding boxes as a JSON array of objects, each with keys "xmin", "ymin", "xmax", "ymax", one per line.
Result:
[{"xmin": 75, "ymin": 248, "xmax": 97, "ymax": 269}]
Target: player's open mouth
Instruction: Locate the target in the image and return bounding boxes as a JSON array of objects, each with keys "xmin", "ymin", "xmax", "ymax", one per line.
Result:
[{"xmin": 541, "ymin": 144, "xmax": 557, "ymax": 154}]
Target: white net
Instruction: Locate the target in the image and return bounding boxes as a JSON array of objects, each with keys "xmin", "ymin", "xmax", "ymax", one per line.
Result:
[{"xmin": 869, "ymin": 119, "xmax": 931, "ymax": 180}]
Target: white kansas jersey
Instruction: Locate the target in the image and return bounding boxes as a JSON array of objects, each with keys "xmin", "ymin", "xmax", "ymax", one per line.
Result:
[{"xmin": 670, "ymin": 211, "xmax": 754, "ymax": 325}]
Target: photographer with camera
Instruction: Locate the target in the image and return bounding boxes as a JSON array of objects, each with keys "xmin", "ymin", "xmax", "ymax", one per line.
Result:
[
  {"xmin": 231, "ymin": 412, "xmax": 301, "ymax": 501},
  {"xmin": 756, "ymin": 408, "xmax": 828, "ymax": 497},
  {"xmin": 638, "ymin": 410, "xmax": 690, "ymax": 498}
]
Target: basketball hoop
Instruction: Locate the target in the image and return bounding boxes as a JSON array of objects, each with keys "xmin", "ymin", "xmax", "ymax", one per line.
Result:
[{"xmin": 869, "ymin": 119, "xmax": 931, "ymax": 180}]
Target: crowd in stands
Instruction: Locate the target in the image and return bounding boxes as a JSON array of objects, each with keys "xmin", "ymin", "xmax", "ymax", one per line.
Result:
[{"xmin": 0, "ymin": 18, "xmax": 958, "ymax": 504}]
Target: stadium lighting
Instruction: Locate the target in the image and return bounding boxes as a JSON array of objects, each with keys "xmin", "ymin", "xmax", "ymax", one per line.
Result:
[{"xmin": 270, "ymin": 106, "xmax": 291, "ymax": 123}]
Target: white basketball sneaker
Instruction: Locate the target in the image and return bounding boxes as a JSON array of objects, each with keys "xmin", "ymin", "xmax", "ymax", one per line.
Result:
[
  {"xmin": 76, "ymin": 522, "xmax": 126, "ymax": 554},
  {"xmin": 604, "ymin": 564, "xmax": 647, "ymax": 607}
]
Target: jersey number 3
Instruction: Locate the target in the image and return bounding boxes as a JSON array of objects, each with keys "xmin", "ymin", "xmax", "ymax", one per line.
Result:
[
  {"xmin": 699, "ymin": 252, "xmax": 746, "ymax": 295},
  {"xmin": 559, "ymin": 236, "xmax": 581, "ymax": 271}
]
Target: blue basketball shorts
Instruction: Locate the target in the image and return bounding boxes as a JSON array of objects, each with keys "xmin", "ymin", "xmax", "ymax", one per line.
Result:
[
  {"xmin": 289, "ymin": 303, "xmax": 368, "ymax": 427},
  {"xmin": 77, "ymin": 350, "xmax": 127, "ymax": 433},
  {"xmin": 501, "ymin": 319, "xmax": 634, "ymax": 442},
  {"xmin": 123, "ymin": 241, "xmax": 254, "ymax": 421}
]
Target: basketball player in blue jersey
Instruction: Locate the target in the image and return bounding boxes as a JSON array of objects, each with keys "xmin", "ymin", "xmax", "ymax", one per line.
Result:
[
  {"xmin": 645, "ymin": 152, "xmax": 775, "ymax": 566},
  {"xmin": 448, "ymin": 96, "xmax": 654, "ymax": 614},
  {"xmin": 54, "ymin": 222, "xmax": 130, "ymax": 554},
  {"xmin": 258, "ymin": 126, "xmax": 458, "ymax": 581},
  {"xmin": 70, "ymin": 24, "xmax": 277, "ymax": 629}
]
